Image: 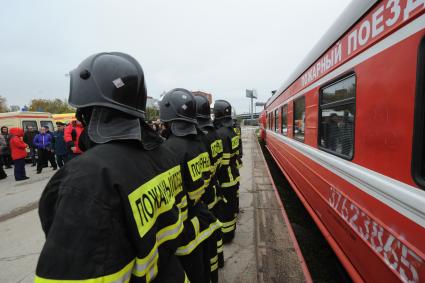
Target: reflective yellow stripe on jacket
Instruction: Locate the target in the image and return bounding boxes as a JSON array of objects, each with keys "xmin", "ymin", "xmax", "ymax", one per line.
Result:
[
  {"xmin": 133, "ymin": 212, "xmax": 184, "ymax": 281},
  {"xmin": 221, "ymin": 153, "xmax": 231, "ymax": 165},
  {"xmin": 176, "ymin": 219, "xmax": 222, "ymax": 256},
  {"xmin": 35, "ymin": 260, "xmax": 134, "ymax": 283}
]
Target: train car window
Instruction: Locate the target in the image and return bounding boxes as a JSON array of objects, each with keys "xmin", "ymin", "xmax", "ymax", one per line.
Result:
[
  {"xmin": 269, "ymin": 113, "xmax": 272, "ymax": 130},
  {"xmin": 266, "ymin": 113, "xmax": 269, "ymax": 129},
  {"xmin": 274, "ymin": 109, "xmax": 278, "ymax": 132},
  {"xmin": 412, "ymin": 36, "xmax": 425, "ymax": 189},
  {"xmin": 319, "ymin": 74, "xmax": 356, "ymax": 159},
  {"xmin": 267, "ymin": 113, "xmax": 269, "ymax": 129},
  {"xmin": 22, "ymin": 120, "xmax": 37, "ymax": 130},
  {"xmin": 269, "ymin": 113, "xmax": 273, "ymax": 130},
  {"xmin": 293, "ymin": 97, "xmax": 305, "ymax": 141},
  {"xmin": 281, "ymin": 105, "xmax": 288, "ymax": 136},
  {"xmin": 267, "ymin": 113, "xmax": 272, "ymax": 130}
]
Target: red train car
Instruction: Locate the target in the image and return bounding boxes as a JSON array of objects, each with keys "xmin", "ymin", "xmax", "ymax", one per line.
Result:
[{"xmin": 262, "ymin": 1, "xmax": 425, "ymax": 282}]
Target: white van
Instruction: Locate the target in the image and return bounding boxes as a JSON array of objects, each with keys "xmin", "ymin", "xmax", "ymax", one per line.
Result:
[{"xmin": 0, "ymin": 111, "xmax": 57, "ymax": 131}]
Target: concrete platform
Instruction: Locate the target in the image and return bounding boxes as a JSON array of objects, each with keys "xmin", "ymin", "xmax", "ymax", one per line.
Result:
[
  {"xmin": 0, "ymin": 165, "xmax": 55, "ymax": 221},
  {"xmin": 218, "ymin": 128, "xmax": 310, "ymax": 283}
]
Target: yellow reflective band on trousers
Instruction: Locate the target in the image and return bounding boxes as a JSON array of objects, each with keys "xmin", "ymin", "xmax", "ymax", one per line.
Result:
[
  {"xmin": 35, "ymin": 260, "xmax": 134, "ymax": 283},
  {"xmin": 210, "ymin": 139, "xmax": 223, "ymax": 158},
  {"xmin": 187, "ymin": 152, "xmax": 211, "ymax": 182},
  {"xmin": 176, "ymin": 219, "xmax": 222, "ymax": 256},
  {"xmin": 231, "ymin": 136, "xmax": 239, "ymax": 150},
  {"xmin": 217, "ymin": 239, "xmax": 223, "ymax": 253},
  {"xmin": 236, "ymin": 159, "xmax": 242, "ymax": 169},
  {"xmin": 133, "ymin": 213, "xmax": 184, "ymax": 281},
  {"xmin": 210, "ymin": 255, "xmax": 219, "ymax": 272},
  {"xmin": 128, "ymin": 165, "xmax": 183, "ymax": 239},
  {"xmin": 221, "ymin": 177, "xmax": 240, "ymax": 188},
  {"xmin": 221, "ymin": 218, "xmax": 236, "ymax": 233}
]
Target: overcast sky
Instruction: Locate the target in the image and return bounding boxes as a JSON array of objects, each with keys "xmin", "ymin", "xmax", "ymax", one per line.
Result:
[{"xmin": 0, "ymin": 0, "xmax": 351, "ymax": 114}]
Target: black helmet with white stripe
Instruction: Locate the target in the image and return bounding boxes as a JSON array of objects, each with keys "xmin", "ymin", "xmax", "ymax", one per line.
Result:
[
  {"xmin": 68, "ymin": 52, "xmax": 147, "ymax": 119},
  {"xmin": 159, "ymin": 88, "xmax": 197, "ymax": 124},
  {"xmin": 213, "ymin": 99, "xmax": 232, "ymax": 120}
]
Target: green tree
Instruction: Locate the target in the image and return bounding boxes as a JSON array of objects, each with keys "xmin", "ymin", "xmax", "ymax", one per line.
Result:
[
  {"xmin": 145, "ymin": 107, "xmax": 159, "ymax": 122},
  {"xmin": 0, "ymin": 96, "xmax": 8, "ymax": 113},
  {"xmin": 28, "ymin": 98, "xmax": 75, "ymax": 114}
]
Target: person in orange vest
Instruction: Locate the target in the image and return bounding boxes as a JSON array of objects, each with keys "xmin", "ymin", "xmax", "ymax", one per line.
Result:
[
  {"xmin": 9, "ymin": 128, "xmax": 29, "ymax": 181},
  {"xmin": 64, "ymin": 120, "xmax": 84, "ymax": 158}
]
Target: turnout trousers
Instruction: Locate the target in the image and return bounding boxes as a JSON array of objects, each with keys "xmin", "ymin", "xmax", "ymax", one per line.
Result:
[
  {"xmin": 219, "ymin": 184, "xmax": 238, "ymax": 243},
  {"xmin": 176, "ymin": 203, "xmax": 221, "ymax": 283}
]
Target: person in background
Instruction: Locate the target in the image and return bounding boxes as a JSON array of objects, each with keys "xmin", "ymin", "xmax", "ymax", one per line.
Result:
[
  {"xmin": 213, "ymin": 100, "xmax": 239, "ymax": 244},
  {"xmin": 64, "ymin": 120, "xmax": 83, "ymax": 159},
  {"xmin": 1, "ymin": 126, "xmax": 13, "ymax": 168},
  {"xmin": 0, "ymin": 134, "xmax": 7, "ymax": 179},
  {"xmin": 45, "ymin": 126, "xmax": 54, "ymax": 141},
  {"xmin": 324, "ymin": 113, "xmax": 339, "ymax": 151},
  {"xmin": 9, "ymin": 127, "xmax": 29, "ymax": 181},
  {"xmin": 44, "ymin": 126, "xmax": 55, "ymax": 167},
  {"xmin": 159, "ymin": 123, "xmax": 169, "ymax": 139},
  {"xmin": 53, "ymin": 122, "xmax": 68, "ymax": 168},
  {"xmin": 150, "ymin": 121, "xmax": 158, "ymax": 132},
  {"xmin": 34, "ymin": 127, "xmax": 57, "ymax": 174},
  {"xmin": 23, "ymin": 126, "xmax": 38, "ymax": 166}
]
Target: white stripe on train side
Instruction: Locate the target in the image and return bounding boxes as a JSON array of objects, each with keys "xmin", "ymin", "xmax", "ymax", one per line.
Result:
[
  {"xmin": 266, "ymin": 129, "xmax": 425, "ymax": 228},
  {"xmin": 269, "ymin": 13, "xmax": 425, "ymax": 112}
]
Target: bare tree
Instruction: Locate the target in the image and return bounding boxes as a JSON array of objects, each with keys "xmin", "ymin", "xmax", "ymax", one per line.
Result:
[{"xmin": 0, "ymin": 96, "xmax": 8, "ymax": 113}]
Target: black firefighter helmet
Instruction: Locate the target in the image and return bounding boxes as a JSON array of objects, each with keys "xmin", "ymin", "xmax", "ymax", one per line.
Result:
[
  {"xmin": 68, "ymin": 52, "xmax": 147, "ymax": 119},
  {"xmin": 67, "ymin": 52, "xmax": 162, "ymax": 150},
  {"xmin": 213, "ymin": 99, "xmax": 232, "ymax": 120},
  {"xmin": 195, "ymin": 95, "xmax": 213, "ymax": 128},
  {"xmin": 159, "ymin": 88, "xmax": 198, "ymax": 136}
]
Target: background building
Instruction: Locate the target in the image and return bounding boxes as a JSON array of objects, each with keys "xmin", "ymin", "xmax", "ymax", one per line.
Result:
[
  {"xmin": 146, "ymin": 96, "xmax": 159, "ymax": 109},
  {"xmin": 192, "ymin": 91, "xmax": 212, "ymax": 104}
]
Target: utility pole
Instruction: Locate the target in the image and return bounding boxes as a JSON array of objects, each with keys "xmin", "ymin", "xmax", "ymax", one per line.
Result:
[
  {"xmin": 246, "ymin": 89, "xmax": 257, "ymax": 122},
  {"xmin": 251, "ymin": 96, "xmax": 254, "ymax": 121}
]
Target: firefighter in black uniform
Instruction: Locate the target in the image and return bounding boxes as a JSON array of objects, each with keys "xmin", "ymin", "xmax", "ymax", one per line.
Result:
[
  {"xmin": 232, "ymin": 115, "xmax": 243, "ymax": 213},
  {"xmin": 160, "ymin": 89, "xmax": 221, "ymax": 283},
  {"xmin": 195, "ymin": 95, "xmax": 225, "ymax": 272},
  {"xmin": 213, "ymin": 100, "xmax": 240, "ymax": 243},
  {"xmin": 35, "ymin": 52, "xmax": 188, "ymax": 283}
]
